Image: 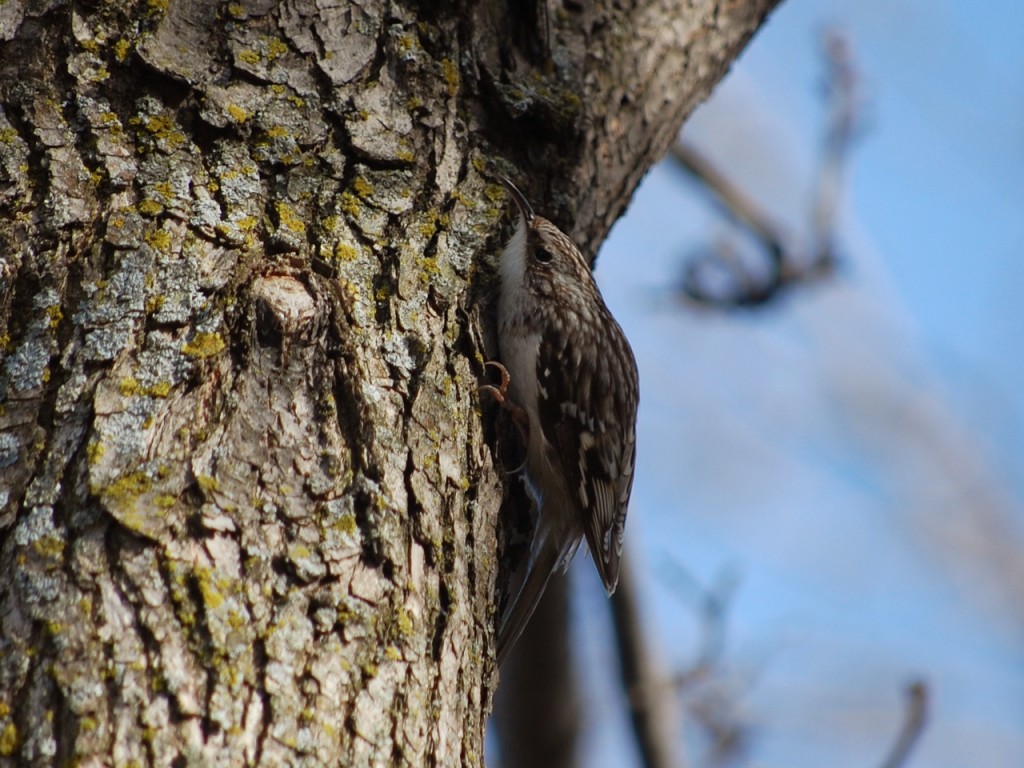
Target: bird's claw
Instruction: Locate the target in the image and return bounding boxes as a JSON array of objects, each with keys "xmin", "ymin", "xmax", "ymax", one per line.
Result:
[
  {"xmin": 479, "ymin": 360, "xmax": 511, "ymax": 405},
  {"xmin": 480, "ymin": 360, "xmax": 529, "ymax": 439}
]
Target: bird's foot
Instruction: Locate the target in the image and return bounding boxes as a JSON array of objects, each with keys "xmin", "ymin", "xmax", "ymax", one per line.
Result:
[{"xmin": 480, "ymin": 360, "xmax": 529, "ymax": 439}]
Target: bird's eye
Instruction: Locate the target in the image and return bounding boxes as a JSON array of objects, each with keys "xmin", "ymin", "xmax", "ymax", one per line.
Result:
[{"xmin": 534, "ymin": 247, "xmax": 554, "ymax": 264}]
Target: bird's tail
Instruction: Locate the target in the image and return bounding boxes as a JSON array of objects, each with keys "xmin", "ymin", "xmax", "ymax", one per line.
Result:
[{"xmin": 496, "ymin": 519, "xmax": 579, "ymax": 666}]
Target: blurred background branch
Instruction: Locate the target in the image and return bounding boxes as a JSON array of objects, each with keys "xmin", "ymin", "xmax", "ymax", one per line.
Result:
[
  {"xmin": 672, "ymin": 29, "xmax": 861, "ymax": 308},
  {"xmin": 611, "ymin": 554, "xmax": 687, "ymax": 768},
  {"xmin": 880, "ymin": 680, "xmax": 929, "ymax": 768}
]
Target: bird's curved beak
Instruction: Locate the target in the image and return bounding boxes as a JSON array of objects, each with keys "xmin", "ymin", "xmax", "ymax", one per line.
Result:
[{"xmin": 498, "ymin": 176, "xmax": 535, "ymax": 224}]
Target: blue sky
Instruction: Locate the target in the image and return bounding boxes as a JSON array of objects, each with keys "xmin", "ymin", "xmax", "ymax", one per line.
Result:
[{"xmin": 576, "ymin": 1, "xmax": 1024, "ymax": 766}]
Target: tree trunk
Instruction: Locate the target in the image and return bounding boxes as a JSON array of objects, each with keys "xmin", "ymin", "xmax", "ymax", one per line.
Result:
[{"xmin": 0, "ymin": 0, "xmax": 777, "ymax": 764}]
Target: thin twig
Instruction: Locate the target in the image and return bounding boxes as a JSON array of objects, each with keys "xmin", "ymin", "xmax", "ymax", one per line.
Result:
[
  {"xmin": 661, "ymin": 561, "xmax": 750, "ymax": 767},
  {"xmin": 610, "ymin": 552, "xmax": 687, "ymax": 768},
  {"xmin": 655, "ymin": 558, "xmax": 738, "ymax": 688},
  {"xmin": 810, "ymin": 29, "xmax": 864, "ymax": 272},
  {"xmin": 880, "ymin": 680, "xmax": 929, "ymax": 768}
]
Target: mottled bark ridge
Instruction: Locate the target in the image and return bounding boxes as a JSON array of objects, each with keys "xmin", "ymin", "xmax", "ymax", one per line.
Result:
[{"xmin": 0, "ymin": 0, "xmax": 776, "ymax": 764}]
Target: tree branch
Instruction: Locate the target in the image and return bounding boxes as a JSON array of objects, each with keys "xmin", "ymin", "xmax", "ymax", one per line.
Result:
[
  {"xmin": 672, "ymin": 28, "xmax": 863, "ymax": 308},
  {"xmin": 611, "ymin": 554, "xmax": 687, "ymax": 768},
  {"xmin": 880, "ymin": 680, "xmax": 929, "ymax": 768}
]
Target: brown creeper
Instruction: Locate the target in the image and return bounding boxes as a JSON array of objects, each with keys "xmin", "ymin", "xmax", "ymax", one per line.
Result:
[{"xmin": 492, "ymin": 177, "xmax": 639, "ymax": 664}]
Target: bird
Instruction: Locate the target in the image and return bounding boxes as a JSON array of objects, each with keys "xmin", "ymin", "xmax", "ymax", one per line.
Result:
[{"xmin": 485, "ymin": 176, "xmax": 640, "ymax": 665}]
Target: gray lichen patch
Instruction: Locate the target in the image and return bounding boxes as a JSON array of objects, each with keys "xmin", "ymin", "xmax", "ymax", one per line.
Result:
[
  {"xmin": 104, "ymin": 206, "xmax": 147, "ymax": 248},
  {"xmin": 85, "ymin": 322, "xmax": 226, "ymax": 539},
  {"xmin": 136, "ymin": 152, "xmax": 194, "ymax": 219},
  {"xmin": 82, "ymin": 319, "xmax": 135, "ymax": 363},
  {"xmin": 76, "ymin": 95, "xmax": 136, "ymax": 189},
  {"xmin": 189, "ymin": 185, "xmax": 222, "ymax": 237},
  {"xmin": 1, "ymin": 286, "xmax": 63, "ymax": 395},
  {"xmin": 208, "ymin": 142, "xmax": 263, "ymax": 245},
  {"xmin": 286, "ymin": 535, "xmax": 327, "ymax": 584},
  {"xmin": 0, "ymin": 106, "xmax": 32, "ymax": 208},
  {"xmin": 76, "ymin": 248, "xmax": 152, "ymax": 365},
  {"xmin": 146, "ymin": 255, "xmax": 204, "ymax": 326},
  {"xmin": 24, "ymin": 96, "xmax": 99, "ymax": 228},
  {"xmin": 125, "ymin": 331, "xmax": 193, "ymax": 398},
  {"xmin": 352, "ymin": 166, "xmax": 417, "ymax": 217},
  {"xmin": 227, "ymin": 30, "xmax": 300, "ymax": 86},
  {"xmin": 12, "ymin": 505, "xmax": 64, "ymax": 564},
  {"xmin": 437, "ymin": 179, "xmax": 508, "ymax": 270},
  {"xmin": 129, "ymin": 97, "xmax": 191, "ymax": 156},
  {"xmin": 199, "ymin": 82, "xmax": 264, "ymax": 131},
  {"xmin": 348, "ymin": 75, "xmax": 415, "ymax": 163},
  {"xmin": 380, "ymin": 332, "xmax": 423, "ymax": 386},
  {"xmin": 77, "ymin": 250, "xmax": 150, "ymax": 325},
  {"xmin": 1, "ymin": 326, "xmax": 53, "ymax": 394},
  {"xmin": 340, "ymin": 189, "xmax": 390, "ymax": 241},
  {"xmin": 0, "ymin": 432, "xmax": 20, "ymax": 470},
  {"xmin": 257, "ymin": 98, "xmax": 326, "ymax": 159}
]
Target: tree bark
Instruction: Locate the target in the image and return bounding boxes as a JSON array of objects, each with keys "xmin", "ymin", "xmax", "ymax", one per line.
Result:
[{"xmin": 0, "ymin": 0, "xmax": 777, "ymax": 764}]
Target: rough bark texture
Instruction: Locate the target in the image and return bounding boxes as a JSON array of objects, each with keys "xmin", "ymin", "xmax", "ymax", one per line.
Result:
[{"xmin": 0, "ymin": 0, "xmax": 776, "ymax": 765}]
